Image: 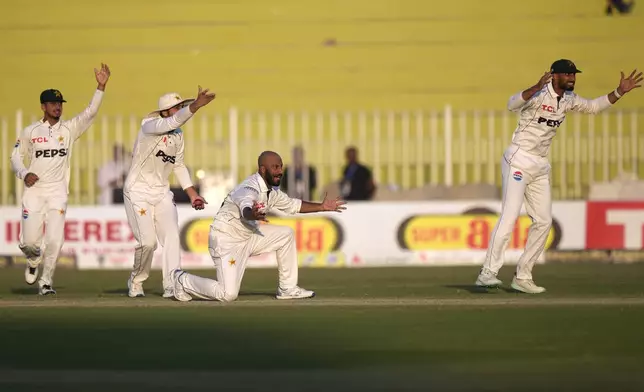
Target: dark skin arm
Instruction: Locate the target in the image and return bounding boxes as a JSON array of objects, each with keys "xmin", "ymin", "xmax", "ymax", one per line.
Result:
[
  {"xmin": 521, "ymin": 72, "xmax": 552, "ymax": 101},
  {"xmin": 607, "ymin": 69, "xmax": 642, "ymax": 104},
  {"xmin": 299, "ymin": 194, "xmax": 346, "ymax": 213}
]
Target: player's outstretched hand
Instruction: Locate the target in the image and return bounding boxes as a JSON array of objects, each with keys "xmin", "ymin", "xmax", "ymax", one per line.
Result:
[
  {"xmin": 321, "ymin": 193, "xmax": 347, "ymax": 212},
  {"xmin": 618, "ymin": 69, "xmax": 643, "ymax": 95},
  {"xmin": 191, "ymin": 195, "xmax": 207, "ymax": 210},
  {"xmin": 248, "ymin": 201, "xmax": 268, "ymax": 222},
  {"xmin": 536, "ymin": 71, "xmax": 552, "ymax": 89},
  {"xmin": 24, "ymin": 172, "xmax": 39, "ymax": 188},
  {"xmin": 94, "ymin": 63, "xmax": 111, "ymax": 88},
  {"xmin": 191, "ymin": 85, "xmax": 216, "ymax": 111}
]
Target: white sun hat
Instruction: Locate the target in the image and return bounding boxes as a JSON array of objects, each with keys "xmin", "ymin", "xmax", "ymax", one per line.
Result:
[{"xmin": 146, "ymin": 92, "xmax": 195, "ymax": 118}]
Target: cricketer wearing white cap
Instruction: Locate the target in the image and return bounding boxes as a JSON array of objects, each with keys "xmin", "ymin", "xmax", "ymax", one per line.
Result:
[
  {"xmin": 11, "ymin": 63, "xmax": 111, "ymax": 295},
  {"xmin": 123, "ymin": 86, "xmax": 215, "ymax": 298},
  {"xmin": 475, "ymin": 60, "xmax": 643, "ymax": 294},
  {"xmin": 169, "ymin": 151, "xmax": 347, "ymax": 303}
]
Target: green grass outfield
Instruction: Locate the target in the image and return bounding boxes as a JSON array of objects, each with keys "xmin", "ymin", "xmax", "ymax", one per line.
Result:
[{"xmin": 1, "ymin": 263, "xmax": 644, "ymax": 392}]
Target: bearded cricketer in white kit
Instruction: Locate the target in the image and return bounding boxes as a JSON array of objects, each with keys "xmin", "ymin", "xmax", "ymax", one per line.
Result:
[
  {"xmin": 170, "ymin": 151, "xmax": 347, "ymax": 302},
  {"xmin": 123, "ymin": 86, "xmax": 214, "ymax": 298},
  {"xmin": 476, "ymin": 59, "xmax": 642, "ymax": 293},
  {"xmin": 11, "ymin": 64, "xmax": 111, "ymax": 295}
]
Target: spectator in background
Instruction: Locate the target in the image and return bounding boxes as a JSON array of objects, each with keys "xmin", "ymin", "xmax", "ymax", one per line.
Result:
[
  {"xmin": 606, "ymin": 0, "xmax": 634, "ymax": 14},
  {"xmin": 97, "ymin": 144, "xmax": 131, "ymax": 205},
  {"xmin": 340, "ymin": 146, "xmax": 375, "ymax": 200},
  {"xmin": 281, "ymin": 145, "xmax": 317, "ymax": 200}
]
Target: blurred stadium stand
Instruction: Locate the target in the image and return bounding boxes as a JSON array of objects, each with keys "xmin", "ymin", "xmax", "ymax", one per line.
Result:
[{"xmin": 1, "ymin": 0, "xmax": 643, "ymax": 204}]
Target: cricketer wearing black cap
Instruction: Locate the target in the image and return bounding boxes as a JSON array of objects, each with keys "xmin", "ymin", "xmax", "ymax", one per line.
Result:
[
  {"xmin": 550, "ymin": 59, "xmax": 582, "ymax": 75},
  {"xmin": 40, "ymin": 89, "xmax": 67, "ymax": 104},
  {"xmin": 40, "ymin": 89, "xmax": 67, "ymax": 122}
]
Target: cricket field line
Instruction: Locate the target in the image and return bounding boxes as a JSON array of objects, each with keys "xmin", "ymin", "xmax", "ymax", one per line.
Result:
[{"xmin": 1, "ymin": 297, "xmax": 644, "ymax": 308}]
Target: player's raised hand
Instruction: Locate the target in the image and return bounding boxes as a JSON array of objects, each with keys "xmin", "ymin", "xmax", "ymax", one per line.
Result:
[
  {"xmin": 191, "ymin": 85, "xmax": 216, "ymax": 110},
  {"xmin": 94, "ymin": 63, "xmax": 111, "ymax": 88},
  {"xmin": 618, "ymin": 69, "xmax": 643, "ymax": 95},
  {"xmin": 536, "ymin": 71, "xmax": 552, "ymax": 89},
  {"xmin": 24, "ymin": 172, "xmax": 39, "ymax": 188},
  {"xmin": 321, "ymin": 193, "xmax": 347, "ymax": 212}
]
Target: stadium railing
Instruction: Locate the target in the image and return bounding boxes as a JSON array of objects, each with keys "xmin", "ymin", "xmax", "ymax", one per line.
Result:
[{"xmin": 1, "ymin": 106, "xmax": 642, "ymax": 205}]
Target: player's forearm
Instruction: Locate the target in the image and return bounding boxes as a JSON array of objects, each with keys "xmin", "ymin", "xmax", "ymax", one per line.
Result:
[
  {"xmin": 184, "ymin": 186, "xmax": 199, "ymax": 200},
  {"xmin": 97, "ymin": 83, "xmax": 106, "ymax": 92},
  {"xmin": 607, "ymin": 86, "xmax": 625, "ymax": 104},
  {"xmin": 174, "ymin": 166, "xmax": 194, "ymax": 190},
  {"xmin": 299, "ymin": 201, "xmax": 324, "ymax": 213},
  {"xmin": 521, "ymin": 83, "xmax": 542, "ymax": 101},
  {"xmin": 10, "ymin": 153, "xmax": 28, "ymax": 180},
  {"xmin": 143, "ymin": 106, "xmax": 194, "ymax": 135},
  {"xmin": 575, "ymin": 95, "xmax": 612, "ymax": 114},
  {"xmin": 86, "ymin": 89, "xmax": 105, "ymax": 116},
  {"xmin": 242, "ymin": 207, "xmax": 254, "ymax": 220},
  {"xmin": 507, "ymin": 91, "xmax": 530, "ymax": 111}
]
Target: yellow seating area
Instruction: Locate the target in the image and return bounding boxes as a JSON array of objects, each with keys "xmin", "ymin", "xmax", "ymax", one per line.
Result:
[{"xmin": 1, "ymin": 0, "xmax": 643, "ymax": 203}]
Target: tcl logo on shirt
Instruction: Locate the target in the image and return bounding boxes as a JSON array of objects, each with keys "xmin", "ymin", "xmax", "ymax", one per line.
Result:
[
  {"xmin": 35, "ymin": 148, "xmax": 68, "ymax": 158},
  {"xmin": 32, "ymin": 137, "xmax": 50, "ymax": 143},
  {"xmin": 541, "ymin": 105, "xmax": 555, "ymax": 113},
  {"xmin": 586, "ymin": 202, "xmax": 644, "ymax": 249}
]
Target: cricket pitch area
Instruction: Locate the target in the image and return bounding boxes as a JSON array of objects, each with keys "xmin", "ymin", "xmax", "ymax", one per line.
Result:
[{"xmin": 1, "ymin": 263, "xmax": 644, "ymax": 392}]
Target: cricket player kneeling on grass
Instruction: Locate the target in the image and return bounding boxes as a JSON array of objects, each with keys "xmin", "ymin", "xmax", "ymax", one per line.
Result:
[
  {"xmin": 171, "ymin": 151, "xmax": 347, "ymax": 302},
  {"xmin": 475, "ymin": 59, "xmax": 642, "ymax": 294}
]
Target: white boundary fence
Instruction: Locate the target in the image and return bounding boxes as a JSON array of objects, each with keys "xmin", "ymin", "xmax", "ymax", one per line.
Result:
[{"xmin": 1, "ymin": 107, "xmax": 642, "ymax": 205}]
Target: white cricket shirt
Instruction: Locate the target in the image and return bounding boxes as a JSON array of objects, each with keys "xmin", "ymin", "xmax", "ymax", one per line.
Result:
[
  {"xmin": 508, "ymin": 82, "xmax": 612, "ymax": 157},
  {"xmin": 10, "ymin": 90, "xmax": 104, "ymax": 194},
  {"xmin": 212, "ymin": 173, "xmax": 302, "ymax": 238},
  {"xmin": 123, "ymin": 106, "xmax": 195, "ymax": 205}
]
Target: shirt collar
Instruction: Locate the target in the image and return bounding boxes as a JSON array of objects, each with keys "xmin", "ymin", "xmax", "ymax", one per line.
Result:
[
  {"xmin": 253, "ymin": 172, "xmax": 270, "ymax": 193},
  {"xmin": 40, "ymin": 118, "xmax": 61, "ymax": 129},
  {"xmin": 546, "ymin": 82, "xmax": 560, "ymax": 99}
]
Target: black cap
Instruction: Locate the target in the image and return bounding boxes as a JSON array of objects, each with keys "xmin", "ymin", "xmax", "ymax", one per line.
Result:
[
  {"xmin": 39, "ymin": 89, "xmax": 67, "ymax": 104},
  {"xmin": 550, "ymin": 59, "xmax": 582, "ymax": 74}
]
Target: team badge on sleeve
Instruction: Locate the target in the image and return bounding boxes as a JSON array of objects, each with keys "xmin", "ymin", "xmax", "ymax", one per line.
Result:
[
  {"xmin": 513, "ymin": 171, "xmax": 523, "ymax": 181},
  {"xmin": 22, "ymin": 209, "xmax": 29, "ymax": 219},
  {"xmin": 14, "ymin": 139, "xmax": 20, "ymax": 148}
]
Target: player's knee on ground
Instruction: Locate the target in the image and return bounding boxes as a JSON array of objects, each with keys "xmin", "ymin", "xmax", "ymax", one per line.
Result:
[{"xmin": 221, "ymin": 290, "xmax": 239, "ymax": 302}]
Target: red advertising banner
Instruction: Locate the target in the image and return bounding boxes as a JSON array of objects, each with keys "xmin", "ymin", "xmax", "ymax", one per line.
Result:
[{"xmin": 586, "ymin": 202, "xmax": 644, "ymax": 250}]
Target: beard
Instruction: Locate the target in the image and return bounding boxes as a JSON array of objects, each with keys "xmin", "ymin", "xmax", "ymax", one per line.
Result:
[{"xmin": 263, "ymin": 171, "xmax": 282, "ymax": 187}]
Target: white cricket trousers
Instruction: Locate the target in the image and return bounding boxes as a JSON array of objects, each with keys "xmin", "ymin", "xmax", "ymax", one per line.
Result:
[
  {"xmin": 19, "ymin": 185, "xmax": 67, "ymax": 287},
  {"xmin": 124, "ymin": 191, "xmax": 181, "ymax": 292},
  {"xmin": 178, "ymin": 224, "xmax": 298, "ymax": 302},
  {"xmin": 482, "ymin": 144, "xmax": 552, "ymax": 280}
]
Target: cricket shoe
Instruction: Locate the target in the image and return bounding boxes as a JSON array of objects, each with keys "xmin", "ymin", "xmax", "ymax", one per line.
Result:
[
  {"xmin": 276, "ymin": 286, "xmax": 315, "ymax": 300},
  {"xmin": 127, "ymin": 278, "xmax": 145, "ymax": 298},
  {"xmin": 162, "ymin": 288, "xmax": 174, "ymax": 298},
  {"xmin": 475, "ymin": 269, "xmax": 502, "ymax": 287},
  {"xmin": 172, "ymin": 270, "xmax": 192, "ymax": 302},
  {"xmin": 511, "ymin": 277, "xmax": 546, "ymax": 294},
  {"xmin": 25, "ymin": 265, "xmax": 39, "ymax": 285},
  {"xmin": 39, "ymin": 284, "xmax": 56, "ymax": 296}
]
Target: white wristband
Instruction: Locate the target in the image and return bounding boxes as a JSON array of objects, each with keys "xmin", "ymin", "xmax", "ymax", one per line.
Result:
[{"xmin": 614, "ymin": 88, "xmax": 622, "ymax": 99}]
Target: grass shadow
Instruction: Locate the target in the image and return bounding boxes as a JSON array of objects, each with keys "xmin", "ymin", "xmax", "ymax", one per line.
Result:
[{"xmin": 443, "ymin": 284, "xmax": 501, "ymax": 294}]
